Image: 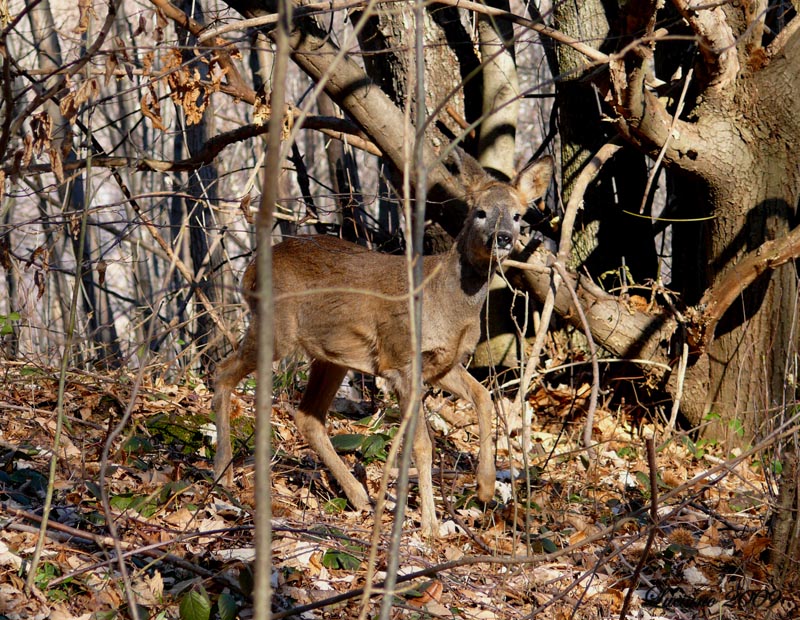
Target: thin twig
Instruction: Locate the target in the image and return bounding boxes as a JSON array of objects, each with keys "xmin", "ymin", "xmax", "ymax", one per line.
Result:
[
  {"xmin": 666, "ymin": 341, "xmax": 689, "ymax": 436},
  {"xmin": 378, "ymin": 3, "xmax": 429, "ymax": 616},
  {"xmin": 25, "ymin": 150, "xmax": 93, "ymax": 594},
  {"xmin": 638, "ymin": 68, "xmax": 694, "ymax": 215},
  {"xmin": 619, "ymin": 437, "xmax": 659, "ymax": 620},
  {"xmin": 552, "ymin": 261, "xmax": 599, "ymax": 455},
  {"xmin": 515, "ymin": 142, "xmax": 621, "ymax": 458},
  {"xmin": 252, "ymin": 0, "xmax": 292, "ymax": 618}
]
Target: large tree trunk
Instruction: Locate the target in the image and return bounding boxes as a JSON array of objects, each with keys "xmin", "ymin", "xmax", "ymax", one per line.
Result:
[
  {"xmin": 601, "ymin": 3, "xmax": 800, "ymax": 577},
  {"xmin": 670, "ymin": 50, "xmax": 800, "ymax": 441},
  {"xmin": 554, "ymin": 0, "xmax": 657, "ymax": 285}
]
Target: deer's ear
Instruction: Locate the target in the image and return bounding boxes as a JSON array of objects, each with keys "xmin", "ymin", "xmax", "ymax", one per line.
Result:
[
  {"xmin": 445, "ymin": 146, "xmax": 489, "ymax": 190},
  {"xmin": 514, "ymin": 156, "xmax": 554, "ymax": 205}
]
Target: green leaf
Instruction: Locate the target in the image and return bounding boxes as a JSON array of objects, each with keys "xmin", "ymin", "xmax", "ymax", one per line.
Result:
[
  {"xmin": 616, "ymin": 446, "xmax": 636, "ymax": 459},
  {"xmin": 634, "ymin": 471, "xmax": 650, "ymax": 489},
  {"xmin": 540, "ymin": 537, "xmax": 558, "ymax": 553},
  {"xmin": 110, "ymin": 493, "xmax": 136, "ymax": 511},
  {"xmin": 321, "ymin": 549, "xmax": 361, "ymax": 571},
  {"xmin": 402, "ymin": 580, "xmax": 435, "ymax": 598},
  {"xmin": 159, "ymin": 480, "xmax": 190, "ymax": 504},
  {"xmin": 109, "ymin": 493, "xmax": 157, "ymax": 518},
  {"xmin": 179, "ymin": 588, "xmax": 211, "ymax": 620},
  {"xmin": 360, "ymin": 434, "xmax": 388, "ymax": 461},
  {"xmin": 324, "ymin": 498, "xmax": 348, "ymax": 514},
  {"xmin": 216, "ymin": 593, "xmax": 237, "ymax": 620},
  {"xmin": 330, "ymin": 433, "xmax": 365, "ymax": 453},
  {"xmin": 122, "ymin": 435, "xmax": 154, "ymax": 455},
  {"xmin": 34, "ymin": 562, "xmax": 60, "ymax": 589},
  {"xmin": 84, "ymin": 481, "xmax": 103, "ymax": 500}
]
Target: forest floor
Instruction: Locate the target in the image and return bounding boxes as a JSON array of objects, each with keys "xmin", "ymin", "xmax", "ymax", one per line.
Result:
[{"xmin": 0, "ymin": 359, "xmax": 794, "ymax": 620}]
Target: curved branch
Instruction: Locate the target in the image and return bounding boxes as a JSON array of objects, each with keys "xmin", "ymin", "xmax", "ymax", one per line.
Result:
[
  {"xmin": 520, "ymin": 247, "xmax": 676, "ymax": 374},
  {"xmin": 695, "ymin": 223, "xmax": 800, "ymax": 350},
  {"xmin": 3, "ymin": 114, "xmax": 379, "ymax": 176},
  {"xmin": 765, "ymin": 13, "xmax": 800, "ymax": 61}
]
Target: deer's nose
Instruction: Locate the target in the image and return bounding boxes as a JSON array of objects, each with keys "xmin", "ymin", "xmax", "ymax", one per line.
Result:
[{"xmin": 495, "ymin": 232, "xmax": 513, "ymax": 249}]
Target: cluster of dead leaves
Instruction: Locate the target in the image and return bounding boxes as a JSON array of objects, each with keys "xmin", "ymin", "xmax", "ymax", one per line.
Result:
[{"xmin": 0, "ymin": 360, "xmax": 794, "ymax": 619}]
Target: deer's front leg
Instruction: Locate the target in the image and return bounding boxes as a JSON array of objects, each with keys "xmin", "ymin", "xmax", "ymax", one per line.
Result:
[
  {"xmin": 436, "ymin": 365, "xmax": 496, "ymax": 503},
  {"xmin": 411, "ymin": 406, "xmax": 438, "ymax": 537},
  {"xmin": 392, "ymin": 370, "xmax": 439, "ymax": 538}
]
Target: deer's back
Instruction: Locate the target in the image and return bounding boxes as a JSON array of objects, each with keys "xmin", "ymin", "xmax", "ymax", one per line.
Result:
[{"xmin": 246, "ymin": 235, "xmax": 484, "ymax": 380}]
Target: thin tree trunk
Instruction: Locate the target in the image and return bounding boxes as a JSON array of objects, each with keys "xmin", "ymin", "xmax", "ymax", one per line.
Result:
[
  {"xmin": 177, "ymin": 0, "xmax": 223, "ymax": 371},
  {"xmin": 27, "ymin": 0, "xmax": 122, "ymax": 366},
  {"xmin": 317, "ymin": 94, "xmax": 369, "ymax": 244},
  {"xmin": 476, "ymin": 0, "xmax": 519, "ymax": 178}
]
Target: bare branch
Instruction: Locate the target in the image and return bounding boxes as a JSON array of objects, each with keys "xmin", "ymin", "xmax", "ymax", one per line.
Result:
[
  {"xmin": 3, "ymin": 114, "xmax": 379, "ymax": 177},
  {"xmin": 765, "ymin": 13, "xmax": 800, "ymax": 61},
  {"xmin": 672, "ymin": 0, "xmax": 740, "ymax": 90}
]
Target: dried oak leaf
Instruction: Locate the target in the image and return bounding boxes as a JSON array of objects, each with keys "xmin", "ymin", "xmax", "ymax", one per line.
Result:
[
  {"xmin": 141, "ymin": 89, "xmax": 167, "ymax": 131},
  {"xmin": 60, "ymin": 79, "xmax": 99, "ymax": 123},
  {"xmin": 29, "ymin": 112, "xmax": 51, "ymax": 156},
  {"xmin": 104, "ymin": 52, "xmax": 119, "ymax": 86},
  {"xmin": 48, "ymin": 147, "xmax": 64, "ymax": 184},
  {"xmin": 73, "ymin": 0, "xmax": 97, "ymax": 34}
]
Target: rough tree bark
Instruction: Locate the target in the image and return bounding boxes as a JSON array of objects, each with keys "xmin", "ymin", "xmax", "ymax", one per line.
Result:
[
  {"xmin": 600, "ymin": 1, "xmax": 800, "ymax": 577},
  {"xmin": 553, "ymin": 0, "xmax": 657, "ymax": 286},
  {"xmin": 604, "ymin": 3, "xmax": 800, "ymax": 440}
]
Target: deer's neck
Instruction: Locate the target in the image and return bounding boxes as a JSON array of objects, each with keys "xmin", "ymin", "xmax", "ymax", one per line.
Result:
[{"xmin": 429, "ymin": 242, "xmax": 495, "ymax": 308}]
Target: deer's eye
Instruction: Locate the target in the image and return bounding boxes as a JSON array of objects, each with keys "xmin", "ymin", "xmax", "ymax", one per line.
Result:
[
  {"xmin": 513, "ymin": 213, "xmax": 521, "ymax": 222},
  {"xmin": 475, "ymin": 209, "xmax": 487, "ymax": 220}
]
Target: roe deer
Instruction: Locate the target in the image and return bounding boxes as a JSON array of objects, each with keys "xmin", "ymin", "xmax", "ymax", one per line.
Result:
[{"xmin": 211, "ymin": 149, "xmax": 553, "ymax": 536}]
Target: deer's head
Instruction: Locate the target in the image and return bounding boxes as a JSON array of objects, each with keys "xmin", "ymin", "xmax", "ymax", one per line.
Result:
[{"xmin": 451, "ymin": 149, "xmax": 554, "ymax": 270}]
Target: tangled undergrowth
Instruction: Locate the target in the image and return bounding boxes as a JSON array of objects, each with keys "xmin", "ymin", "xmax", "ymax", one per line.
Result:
[{"xmin": 0, "ymin": 360, "xmax": 792, "ymax": 620}]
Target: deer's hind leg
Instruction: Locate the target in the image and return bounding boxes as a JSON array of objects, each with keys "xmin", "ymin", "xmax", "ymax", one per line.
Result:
[
  {"xmin": 212, "ymin": 323, "xmax": 261, "ymax": 485},
  {"xmin": 294, "ymin": 360, "xmax": 371, "ymax": 511}
]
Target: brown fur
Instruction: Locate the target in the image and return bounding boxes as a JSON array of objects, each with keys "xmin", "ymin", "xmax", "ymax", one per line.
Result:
[{"xmin": 211, "ymin": 151, "xmax": 553, "ymax": 536}]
